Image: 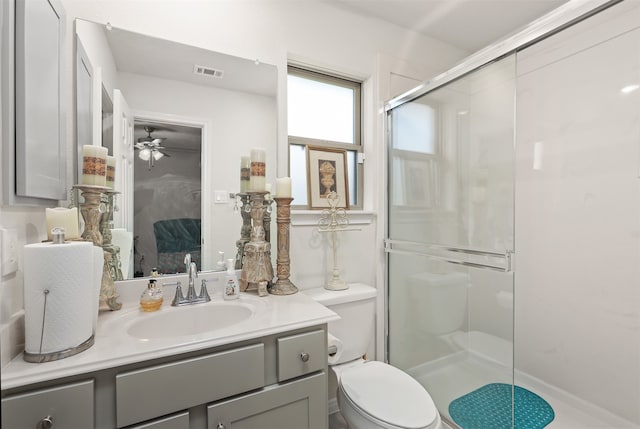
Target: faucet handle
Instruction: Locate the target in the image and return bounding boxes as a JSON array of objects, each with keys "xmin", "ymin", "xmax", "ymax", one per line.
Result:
[
  {"xmin": 199, "ymin": 279, "xmax": 211, "ymax": 302},
  {"xmin": 167, "ymin": 281, "xmax": 184, "ymax": 306}
]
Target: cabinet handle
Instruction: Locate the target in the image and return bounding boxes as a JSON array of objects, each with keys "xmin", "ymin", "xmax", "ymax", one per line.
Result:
[
  {"xmin": 217, "ymin": 424, "xmax": 226, "ymax": 429},
  {"xmin": 38, "ymin": 416, "xmax": 53, "ymax": 429},
  {"xmin": 300, "ymin": 352, "xmax": 310, "ymax": 362}
]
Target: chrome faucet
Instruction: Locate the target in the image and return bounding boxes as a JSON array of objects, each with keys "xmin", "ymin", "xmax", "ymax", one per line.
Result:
[{"xmin": 167, "ymin": 254, "xmax": 211, "ymax": 306}]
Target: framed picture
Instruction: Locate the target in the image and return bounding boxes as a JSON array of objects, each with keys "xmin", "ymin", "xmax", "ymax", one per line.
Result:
[{"xmin": 306, "ymin": 146, "xmax": 349, "ymax": 209}]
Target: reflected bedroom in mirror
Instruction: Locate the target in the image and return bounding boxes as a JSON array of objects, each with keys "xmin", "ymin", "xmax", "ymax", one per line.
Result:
[{"xmin": 74, "ymin": 19, "xmax": 278, "ymax": 280}]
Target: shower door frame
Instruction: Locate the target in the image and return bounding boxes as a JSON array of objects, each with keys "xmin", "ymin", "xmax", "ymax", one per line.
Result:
[{"xmin": 383, "ymin": 0, "xmax": 623, "ymax": 427}]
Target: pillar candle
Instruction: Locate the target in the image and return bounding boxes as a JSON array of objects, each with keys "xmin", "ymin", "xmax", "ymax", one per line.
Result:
[
  {"xmin": 249, "ymin": 148, "xmax": 266, "ymax": 191},
  {"xmin": 106, "ymin": 156, "xmax": 116, "ymax": 189},
  {"xmin": 276, "ymin": 177, "xmax": 292, "ymax": 198},
  {"xmin": 45, "ymin": 207, "xmax": 80, "ymax": 240},
  {"xmin": 240, "ymin": 156, "xmax": 251, "ymax": 193},
  {"xmin": 81, "ymin": 145, "xmax": 108, "ymax": 186}
]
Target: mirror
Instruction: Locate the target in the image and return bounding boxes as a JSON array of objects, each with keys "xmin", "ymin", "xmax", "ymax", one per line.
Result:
[{"xmin": 75, "ymin": 19, "xmax": 278, "ymax": 279}]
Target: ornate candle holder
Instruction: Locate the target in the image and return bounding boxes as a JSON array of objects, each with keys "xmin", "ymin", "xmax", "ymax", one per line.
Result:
[
  {"xmin": 100, "ymin": 190, "xmax": 123, "ymax": 282},
  {"xmin": 271, "ymin": 197, "xmax": 298, "ymax": 295},
  {"xmin": 318, "ymin": 192, "xmax": 356, "ymax": 291},
  {"xmin": 234, "ymin": 193, "xmax": 252, "ymax": 270},
  {"xmin": 73, "ymin": 184, "xmax": 122, "ymax": 311},
  {"xmin": 239, "ymin": 191, "xmax": 273, "ymax": 297}
]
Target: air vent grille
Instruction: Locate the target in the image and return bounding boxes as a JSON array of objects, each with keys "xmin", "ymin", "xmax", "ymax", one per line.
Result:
[{"xmin": 193, "ymin": 65, "xmax": 224, "ymax": 78}]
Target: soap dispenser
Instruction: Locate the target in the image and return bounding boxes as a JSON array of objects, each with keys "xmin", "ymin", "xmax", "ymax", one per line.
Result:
[
  {"xmin": 140, "ymin": 279, "xmax": 163, "ymax": 311},
  {"xmin": 224, "ymin": 258, "xmax": 240, "ymax": 300}
]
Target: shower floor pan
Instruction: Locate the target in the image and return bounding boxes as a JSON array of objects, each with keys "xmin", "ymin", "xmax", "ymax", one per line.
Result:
[{"xmin": 406, "ymin": 336, "xmax": 637, "ymax": 428}]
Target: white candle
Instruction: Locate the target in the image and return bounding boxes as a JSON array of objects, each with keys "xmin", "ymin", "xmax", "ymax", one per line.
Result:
[
  {"xmin": 276, "ymin": 177, "xmax": 292, "ymax": 198},
  {"xmin": 240, "ymin": 156, "xmax": 251, "ymax": 193},
  {"xmin": 106, "ymin": 156, "xmax": 116, "ymax": 189},
  {"xmin": 81, "ymin": 145, "xmax": 108, "ymax": 186},
  {"xmin": 249, "ymin": 148, "xmax": 266, "ymax": 191},
  {"xmin": 45, "ymin": 207, "xmax": 80, "ymax": 240}
]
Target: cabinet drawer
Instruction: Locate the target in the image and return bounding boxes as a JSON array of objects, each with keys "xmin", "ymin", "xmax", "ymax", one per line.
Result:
[
  {"xmin": 277, "ymin": 329, "xmax": 325, "ymax": 382},
  {"xmin": 1, "ymin": 379, "xmax": 94, "ymax": 429},
  {"xmin": 129, "ymin": 411, "xmax": 189, "ymax": 429},
  {"xmin": 207, "ymin": 372, "xmax": 327, "ymax": 429},
  {"xmin": 116, "ymin": 343, "xmax": 264, "ymax": 427}
]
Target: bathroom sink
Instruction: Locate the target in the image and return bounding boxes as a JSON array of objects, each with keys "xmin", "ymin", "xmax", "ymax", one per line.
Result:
[{"xmin": 127, "ymin": 302, "xmax": 254, "ymax": 340}]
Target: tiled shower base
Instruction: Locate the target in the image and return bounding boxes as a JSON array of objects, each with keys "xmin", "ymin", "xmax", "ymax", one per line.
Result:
[{"xmin": 407, "ymin": 350, "xmax": 638, "ymax": 429}]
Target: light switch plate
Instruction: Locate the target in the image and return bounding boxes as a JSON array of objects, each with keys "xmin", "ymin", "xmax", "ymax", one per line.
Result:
[
  {"xmin": 214, "ymin": 190, "xmax": 229, "ymax": 204},
  {"xmin": 1, "ymin": 227, "xmax": 19, "ymax": 276}
]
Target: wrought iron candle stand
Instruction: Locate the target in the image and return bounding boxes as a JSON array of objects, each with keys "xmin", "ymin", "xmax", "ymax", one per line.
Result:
[
  {"xmin": 73, "ymin": 184, "xmax": 122, "ymax": 311},
  {"xmin": 100, "ymin": 190, "xmax": 123, "ymax": 282},
  {"xmin": 234, "ymin": 193, "xmax": 252, "ymax": 270},
  {"xmin": 239, "ymin": 191, "xmax": 273, "ymax": 297},
  {"xmin": 318, "ymin": 192, "xmax": 358, "ymax": 291},
  {"xmin": 270, "ymin": 197, "xmax": 298, "ymax": 295}
]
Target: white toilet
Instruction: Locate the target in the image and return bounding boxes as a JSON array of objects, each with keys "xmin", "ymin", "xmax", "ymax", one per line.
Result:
[{"xmin": 305, "ymin": 284, "xmax": 444, "ymax": 429}]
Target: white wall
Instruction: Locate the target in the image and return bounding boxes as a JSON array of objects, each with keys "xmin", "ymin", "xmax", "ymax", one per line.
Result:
[{"xmin": 1, "ymin": 0, "xmax": 467, "ymax": 373}]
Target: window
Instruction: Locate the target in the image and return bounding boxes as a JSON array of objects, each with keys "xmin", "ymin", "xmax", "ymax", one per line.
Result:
[{"xmin": 287, "ymin": 66, "xmax": 362, "ymax": 208}]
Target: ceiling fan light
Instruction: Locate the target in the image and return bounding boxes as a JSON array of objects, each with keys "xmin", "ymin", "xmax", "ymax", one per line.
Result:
[
  {"xmin": 139, "ymin": 148, "xmax": 151, "ymax": 161},
  {"xmin": 152, "ymin": 150, "xmax": 164, "ymax": 161}
]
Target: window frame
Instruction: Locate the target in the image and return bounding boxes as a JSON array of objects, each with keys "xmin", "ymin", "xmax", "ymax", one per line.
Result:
[{"xmin": 287, "ymin": 65, "xmax": 363, "ymax": 209}]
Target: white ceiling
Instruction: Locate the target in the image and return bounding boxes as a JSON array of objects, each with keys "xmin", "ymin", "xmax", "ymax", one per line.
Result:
[{"xmin": 326, "ymin": 0, "xmax": 568, "ymax": 52}]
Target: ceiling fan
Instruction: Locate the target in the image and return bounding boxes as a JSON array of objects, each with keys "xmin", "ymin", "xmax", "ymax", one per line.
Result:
[{"xmin": 134, "ymin": 126, "xmax": 170, "ymax": 169}]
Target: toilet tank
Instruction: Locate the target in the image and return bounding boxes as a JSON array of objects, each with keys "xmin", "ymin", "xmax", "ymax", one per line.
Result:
[
  {"xmin": 408, "ymin": 272, "xmax": 469, "ymax": 335},
  {"xmin": 304, "ymin": 284, "xmax": 377, "ymax": 364}
]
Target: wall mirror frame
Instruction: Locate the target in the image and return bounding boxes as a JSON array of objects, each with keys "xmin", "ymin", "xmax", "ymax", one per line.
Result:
[{"xmin": 74, "ymin": 18, "xmax": 278, "ymax": 280}]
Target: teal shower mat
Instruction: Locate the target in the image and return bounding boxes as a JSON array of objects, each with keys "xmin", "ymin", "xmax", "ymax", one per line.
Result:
[{"xmin": 449, "ymin": 383, "xmax": 555, "ymax": 429}]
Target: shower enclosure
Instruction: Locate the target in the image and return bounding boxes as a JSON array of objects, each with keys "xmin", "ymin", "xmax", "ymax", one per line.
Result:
[{"xmin": 385, "ymin": 1, "xmax": 640, "ymax": 428}]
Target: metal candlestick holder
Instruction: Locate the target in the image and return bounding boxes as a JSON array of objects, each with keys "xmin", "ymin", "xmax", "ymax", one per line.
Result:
[
  {"xmin": 318, "ymin": 192, "xmax": 357, "ymax": 291},
  {"xmin": 100, "ymin": 190, "xmax": 123, "ymax": 282},
  {"xmin": 239, "ymin": 191, "xmax": 273, "ymax": 297},
  {"xmin": 73, "ymin": 184, "xmax": 122, "ymax": 311},
  {"xmin": 270, "ymin": 197, "xmax": 298, "ymax": 295},
  {"xmin": 234, "ymin": 193, "xmax": 252, "ymax": 269}
]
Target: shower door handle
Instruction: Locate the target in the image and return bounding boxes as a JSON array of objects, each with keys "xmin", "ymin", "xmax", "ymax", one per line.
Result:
[{"xmin": 384, "ymin": 239, "xmax": 513, "ymax": 272}]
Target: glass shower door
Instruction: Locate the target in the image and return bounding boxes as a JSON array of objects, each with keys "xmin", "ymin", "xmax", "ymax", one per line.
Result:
[{"xmin": 386, "ymin": 55, "xmax": 516, "ymax": 428}]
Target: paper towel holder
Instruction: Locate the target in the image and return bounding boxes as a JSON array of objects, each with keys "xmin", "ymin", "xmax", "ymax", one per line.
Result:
[{"xmin": 23, "ymin": 288, "xmax": 95, "ymax": 363}]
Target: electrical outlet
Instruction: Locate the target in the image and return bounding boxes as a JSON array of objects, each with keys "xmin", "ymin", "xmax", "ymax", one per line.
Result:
[{"xmin": 1, "ymin": 228, "xmax": 19, "ymax": 276}]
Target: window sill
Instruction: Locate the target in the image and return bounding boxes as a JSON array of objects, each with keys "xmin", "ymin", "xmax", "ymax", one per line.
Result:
[{"xmin": 290, "ymin": 210, "xmax": 376, "ymax": 227}]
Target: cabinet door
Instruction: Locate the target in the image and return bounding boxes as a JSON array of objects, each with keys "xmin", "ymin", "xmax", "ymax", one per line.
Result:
[
  {"xmin": 14, "ymin": 0, "xmax": 67, "ymax": 201},
  {"xmin": 1, "ymin": 379, "xmax": 94, "ymax": 429},
  {"xmin": 208, "ymin": 373, "xmax": 327, "ymax": 429},
  {"xmin": 128, "ymin": 412, "xmax": 189, "ymax": 429}
]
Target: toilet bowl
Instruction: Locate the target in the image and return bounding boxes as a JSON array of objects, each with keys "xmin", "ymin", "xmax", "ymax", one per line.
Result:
[
  {"xmin": 304, "ymin": 284, "xmax": 444, "ymax": 429},
  {"xmin": 335, "ymin": 360, "xmax": 443, "ymax": 429}
]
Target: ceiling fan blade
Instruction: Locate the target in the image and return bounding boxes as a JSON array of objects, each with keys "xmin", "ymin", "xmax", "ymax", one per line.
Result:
[
  {"xmin": 151, "ymin": 137, "xmax": 166, "ymax": 145},
  {"xmin": 134, "ymin": 142, "xmax": 146, "ymax": 150},
  {"xmin": 159, "ymin": 150, "xmax": 171, "ymax": 157}
]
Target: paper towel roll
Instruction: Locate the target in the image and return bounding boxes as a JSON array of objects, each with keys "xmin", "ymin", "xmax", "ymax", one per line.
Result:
[
  {"xmin": 111, "ymin": 228, "xmax": 133, "ymax": 279},
  {"xmin": 92, "ymin": 246, "xmax": 104, "ymax": 332},
  {"xmin": 327, "ymin": 333, "xmax": 344, "ymax": 365},
  {"xmin": 23, "ymin": 241, "xmax": 98, "ymax": 356}
]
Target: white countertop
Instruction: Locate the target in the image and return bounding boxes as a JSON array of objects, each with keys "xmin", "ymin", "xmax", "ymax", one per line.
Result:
[{"xmin": 2, "ymin": 276, "xmax": 338, "ymax": 390}]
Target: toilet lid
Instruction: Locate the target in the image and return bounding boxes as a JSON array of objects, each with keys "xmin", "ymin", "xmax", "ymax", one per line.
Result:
[{"xmin": 340, "ymin": 361, "xmax": 438, "ymax": 429}]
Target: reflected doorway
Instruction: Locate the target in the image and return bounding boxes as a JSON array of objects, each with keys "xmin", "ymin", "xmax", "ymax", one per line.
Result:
[{"xmin": 133, "ymin": 119, "xmax": 202, "ymax": 277}]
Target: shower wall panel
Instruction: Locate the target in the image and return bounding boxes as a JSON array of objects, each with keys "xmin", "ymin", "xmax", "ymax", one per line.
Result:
[{"xmin": 515, "ymin": 1, "xmax": 640, "ymax": 424}]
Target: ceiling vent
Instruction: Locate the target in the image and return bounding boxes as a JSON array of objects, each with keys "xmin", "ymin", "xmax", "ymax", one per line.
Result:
[{"xmin": 193, "ymin": 64, "xmax": 224, "ymax": 78}]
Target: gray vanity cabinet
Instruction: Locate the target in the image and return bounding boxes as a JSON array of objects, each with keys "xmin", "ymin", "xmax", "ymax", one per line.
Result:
[
  {"xmin": 1, "ymin": 379, "xmax": 94, "ymax": 428},
  {"xmin": 207, "ymin": 373, "xmax": 326, "ymax": 429},
  {"xmin": 1, "ymin": 325, "xmax": 328, "ymax": 429}
]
